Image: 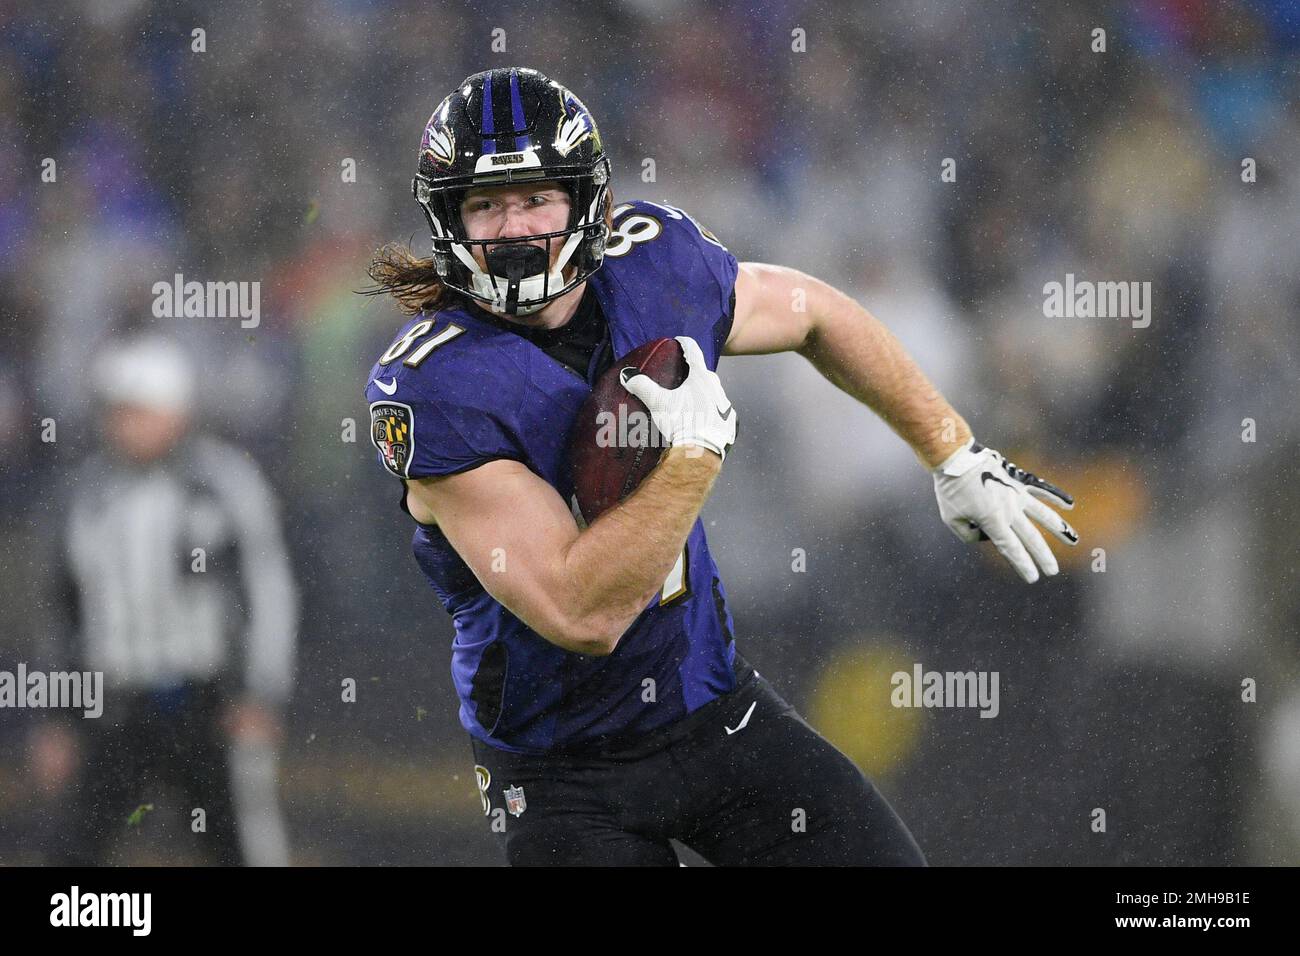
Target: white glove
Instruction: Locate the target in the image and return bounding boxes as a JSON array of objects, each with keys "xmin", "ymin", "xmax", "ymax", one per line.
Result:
[
  {"xmin": 932, "ymin": 438, "xmax": 1078, "ymax": 583},
  {"xmin": 619, "ymin": 336, "xmax": 738, "ymax": 461}
]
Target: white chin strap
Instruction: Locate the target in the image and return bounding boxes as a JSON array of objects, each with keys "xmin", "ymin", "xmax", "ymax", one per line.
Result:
[
  {"xmin": 449, "ymin": 229, "xmax": 582, "ymax": 315},
  {"xmin": 447, "ymin": 188, "xmax": 602, "ymax": 315}
]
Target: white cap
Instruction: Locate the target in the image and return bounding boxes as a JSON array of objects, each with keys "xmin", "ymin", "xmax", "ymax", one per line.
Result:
[{"xmin": 93, "ymin": 333, "xmax": 195, "ymax": 414}]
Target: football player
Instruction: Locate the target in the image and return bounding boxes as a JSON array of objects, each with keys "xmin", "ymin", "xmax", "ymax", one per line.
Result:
[{"xmin": 362, "ymin": 67, "xmax": 1078, "ymax": 866}]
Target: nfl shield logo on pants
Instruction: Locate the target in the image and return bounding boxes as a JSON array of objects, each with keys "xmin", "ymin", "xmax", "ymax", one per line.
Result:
[{"xmin": 504, "ymin": 785, "xmax": 527, "ymax": 817}]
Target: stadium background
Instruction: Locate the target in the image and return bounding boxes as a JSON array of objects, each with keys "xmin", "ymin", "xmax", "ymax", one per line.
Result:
[{"xmin": 1, "ymin": 0, "xmax": 1298, "ymax": 865}]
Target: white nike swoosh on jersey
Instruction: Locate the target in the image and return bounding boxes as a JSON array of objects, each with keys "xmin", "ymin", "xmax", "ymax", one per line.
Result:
[
  {"xmin": 374, "ymin": 378, "xmax": 398, "ymax": 395},
  {"xmin": 725, "ymin": 700, "xmax": 757, "ymax": 735}
]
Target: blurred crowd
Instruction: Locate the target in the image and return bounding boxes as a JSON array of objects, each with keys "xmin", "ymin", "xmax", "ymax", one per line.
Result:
[{"xmin": 1, "ymin": 0, "xmax": 1297, "ymax": 864}]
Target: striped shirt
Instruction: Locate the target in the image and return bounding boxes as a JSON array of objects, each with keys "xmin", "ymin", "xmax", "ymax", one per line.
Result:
[{"xmin": 58, "ymin": 434, "xmax": 297, "ymax": 702}]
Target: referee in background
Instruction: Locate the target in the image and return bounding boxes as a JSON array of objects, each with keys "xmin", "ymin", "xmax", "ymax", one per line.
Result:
[{"xmin": 29, "ymin": 333, "xmax": 299, "ymax": 866}]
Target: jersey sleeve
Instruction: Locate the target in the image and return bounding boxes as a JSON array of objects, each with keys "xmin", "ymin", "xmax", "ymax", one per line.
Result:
[
  {"xmin": 365, "ymin": 319, "xmax": 524, "ymax": 480},
  {"xmin": 681, "ymin": 210, "xmax": 739, "ymax": 358},
  {"xmin": 368, "ymin": 386, "xmax": 522, "ymax": 480},
  {"xmin": 627, "ymin": 201, "xmax": 740, "ymax": 363}
]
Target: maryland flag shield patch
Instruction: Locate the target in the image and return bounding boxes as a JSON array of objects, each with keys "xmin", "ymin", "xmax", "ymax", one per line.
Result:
[{"xmin": 370, "ymin": 401, "xmax": 415, "ymax": 478}]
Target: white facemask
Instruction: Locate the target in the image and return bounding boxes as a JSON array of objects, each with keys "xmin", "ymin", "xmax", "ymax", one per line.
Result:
[{"xmin": 444, "ymin": 187, "xmax": 603, "ymax": 315}]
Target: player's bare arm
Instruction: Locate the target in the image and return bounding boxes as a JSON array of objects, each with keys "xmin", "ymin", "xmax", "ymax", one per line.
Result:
[
  {"xmin": 405, "ymin": 445, "xmax": 721, "ymax": 657},
  {"xmin": 728, "ymin": 262, "xmax": 971, "ymax": 466},
  {"xmin": 727, "ymin": 261, "xmax": 1079, "ymax": 583}
]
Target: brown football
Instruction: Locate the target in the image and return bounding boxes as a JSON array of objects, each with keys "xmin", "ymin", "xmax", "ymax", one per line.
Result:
[{"xmin": 568, "ymin": 337, "xmax": 687, "ymax": 522}]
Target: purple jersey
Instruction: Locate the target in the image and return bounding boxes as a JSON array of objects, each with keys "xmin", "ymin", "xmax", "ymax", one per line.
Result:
[{"xmin": 364, "ymin": 200, "xmax": 742, "ymax": 755}]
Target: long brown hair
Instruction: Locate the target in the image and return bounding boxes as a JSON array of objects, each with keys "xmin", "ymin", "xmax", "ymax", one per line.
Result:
[{"xmin": 362, "ymin": 187, "xmax": 616, "ymax": 315}]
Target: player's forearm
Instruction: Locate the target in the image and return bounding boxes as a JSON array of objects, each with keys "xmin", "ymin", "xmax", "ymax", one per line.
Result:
[
  {"xmin": 561, "ymin": 446, "xmax": 720, "ymax": 649},
  {"xmin": 799, "ymin": 297, "xmax": 972, "ymax": 468}
]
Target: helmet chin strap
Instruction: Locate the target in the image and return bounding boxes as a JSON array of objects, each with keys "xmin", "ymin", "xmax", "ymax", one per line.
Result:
[
  {"xmin": 488, "ymin": 245, "xmax": 547, "ymax": 314},
  {"xmin": 452, "ymin": 228, "xmax": 585, "ymax": 316}
]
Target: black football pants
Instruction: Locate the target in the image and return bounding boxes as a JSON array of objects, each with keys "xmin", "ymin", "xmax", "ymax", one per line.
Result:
[{"xmin": 470, "ymin": 662, "xmax": 927, "ymax": 866}]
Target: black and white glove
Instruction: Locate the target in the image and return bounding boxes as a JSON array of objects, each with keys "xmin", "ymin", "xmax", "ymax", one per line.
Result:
[
  {"xmin": 932, "ymin": 438, "xmax": 1078, "ymax": 583},
  {"xmin": 619, "ymin": 336, "xmax": 738, "ymax": 461}
]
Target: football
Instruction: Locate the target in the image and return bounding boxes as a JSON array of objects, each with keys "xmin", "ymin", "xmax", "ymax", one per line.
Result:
[{"xmin": 568, "ymin": 337, "xmax": 688, "ymax": 522}]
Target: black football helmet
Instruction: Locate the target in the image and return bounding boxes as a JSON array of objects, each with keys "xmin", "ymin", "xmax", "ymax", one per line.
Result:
[{"xmin": 412, "ymin": 67, "xmax": 612, "ymax": 316}]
